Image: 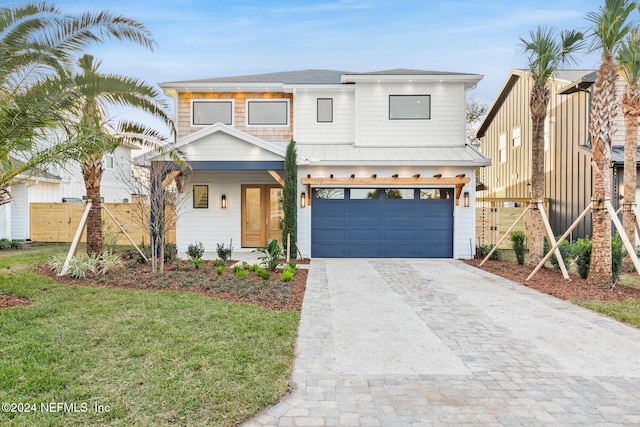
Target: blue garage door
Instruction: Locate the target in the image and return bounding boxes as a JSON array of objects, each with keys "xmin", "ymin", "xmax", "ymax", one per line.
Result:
[{"xmin": 311, "ymin": 188, "xmax": 454, "ymax": 258}]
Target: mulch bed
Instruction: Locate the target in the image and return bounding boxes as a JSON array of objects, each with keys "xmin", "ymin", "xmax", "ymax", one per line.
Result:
[
  {"xmin": 464, "ymin": 258, "xmax": 640, "ymax": 301},
  {"xmin": 0, "ymin": 294, "xmax": 31, "ymax": 309},
  {"xmin": 34, "ymin": 261, "xmax": 307, "ymax": 311}
]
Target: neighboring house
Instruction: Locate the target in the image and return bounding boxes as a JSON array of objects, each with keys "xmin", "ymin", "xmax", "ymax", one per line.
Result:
[
  {"xmin": 0, "ymin": 144, "xmax": 136, "ymax": 240},
  {"xmin": 475, "ymin": 69, "xmax": 640, "ymax": 242},
  {"xmin": 153, "ymin": 69, "xmax": 489, "ymax": 259}
]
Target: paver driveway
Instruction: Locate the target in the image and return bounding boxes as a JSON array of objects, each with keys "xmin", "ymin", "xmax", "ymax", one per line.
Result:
[{"xmin": 243, "ymin": 259, "xmax": 640, "ymax": 426}]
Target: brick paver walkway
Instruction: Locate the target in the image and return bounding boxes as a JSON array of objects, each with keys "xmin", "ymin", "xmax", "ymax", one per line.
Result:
[{"xmin": 242, "ymin": 259, "xmax": 640, "ymax": 426}]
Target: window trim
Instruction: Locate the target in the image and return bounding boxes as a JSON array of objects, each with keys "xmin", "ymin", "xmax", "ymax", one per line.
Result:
[
  {"xmin": 192, "ymin": 185, "xmax": 209, "ymax": 209},
  {"xmin": 499, "ymin": 132, "xmax": 507, "ymax": 164},
  {"xmin": 191, "ymin": 99, "xmax": 234, "ymax": 127},
  {"xmin": 389, "ymin": 94, "xmax": 431, "ymax": 120},
  {"xmin": 105, "ymin": 154, "xmax": 114, "ymax": 169},
  {"xmin": 246, "ymin": 99, "xmax": 290, "ymax": 127},
  {"xmin": 317, "ymin": 98, "xmax": 333, "ymax": 123},
  {"xmin": 512, "ymin": 125, "xmax": 521, "ymax": 148}
]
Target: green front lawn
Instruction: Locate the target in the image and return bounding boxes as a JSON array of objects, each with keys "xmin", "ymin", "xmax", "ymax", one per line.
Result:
[{"xmin": 0, "ymin": 244, "xmax": 299, "ymax": 426}]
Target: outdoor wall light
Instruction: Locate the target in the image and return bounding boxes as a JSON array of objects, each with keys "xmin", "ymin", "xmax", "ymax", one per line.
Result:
[
  {"xmin": 221, "ymin": 194, "xmax": 227, "ymax": 209},
  {"xmin": 300, "ymin": 192, "xmax": 306, "ymax": 208},
  {"xmin": 463, "ymin": 192, "xmax": 470, "ymax": 208}
]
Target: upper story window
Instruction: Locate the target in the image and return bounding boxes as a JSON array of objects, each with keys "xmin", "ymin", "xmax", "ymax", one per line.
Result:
[
  {"xmin": 499, "ymin": 133, "xmax": 507, "ymax": 163},
  {"xmin": 389, "ymin": 95, "xmax": 430, "ymax": 120},
  {"xmin": 105, "ymin": 154, "xmax": 114, "ymax": 169},
  {"xmin": 317, "ymin": 98, "xmax": 333, "ymax": 123},
  {"xmin": 247, "ymin": 99, "xmax": 289, "ymax": 126},
  {"xmin": 512, "ymin": 126, "xmax": 521, "ymax": 148},
  {"xmin": 192, "ymin": 100, "xmax": 233, "ymax": 126}
]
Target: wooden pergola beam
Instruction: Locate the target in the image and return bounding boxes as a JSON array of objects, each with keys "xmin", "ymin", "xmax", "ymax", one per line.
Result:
[{"xmin": 300, "ymin": 176, "xmax": 472, "ymax": 206}]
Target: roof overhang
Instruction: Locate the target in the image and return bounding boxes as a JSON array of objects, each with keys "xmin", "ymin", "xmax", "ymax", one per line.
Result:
[
  {"xmin": 341, "ymin": 73, "xmax": 483, "ymax": 91},
  {"xmin": 160, "ymin": 82, "xmax": 290, "ymax": 98}
]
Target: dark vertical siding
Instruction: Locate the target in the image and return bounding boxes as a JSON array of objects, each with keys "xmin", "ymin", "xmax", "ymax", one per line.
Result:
[{"xmin": 480, "ymin": 72, "xmax": 593, "ymax": 240}]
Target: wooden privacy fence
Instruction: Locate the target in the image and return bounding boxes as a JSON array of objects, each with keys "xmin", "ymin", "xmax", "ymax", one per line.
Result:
[
  {"xmin": 476, "ymin": 198, "xmax": 548, "ymax": 249},
  {"xmin": 30, "ymin": 202, "xmax": 175, "ymax": 245}
]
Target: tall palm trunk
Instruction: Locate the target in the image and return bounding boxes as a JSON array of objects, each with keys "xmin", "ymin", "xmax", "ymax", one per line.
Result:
[
  {"xmin": 82, "ymin": 154, "xmax": 104, "ymax": 256},
  {"xmin": 621, "ymin": 86, "xmax": 640, "ymax": 245},
  {"xmin": 589, "ymin": 57, "xmax": 617, "ymax": 289},
  {"xmin": 528, "ymin": 82, "xmax": 549, "ymax": 266}
]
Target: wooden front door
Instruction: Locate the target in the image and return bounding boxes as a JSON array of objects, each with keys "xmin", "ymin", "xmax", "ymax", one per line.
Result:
[{"xmin": 241, "ymin": 185, "xmax": 284, "ymax": 247}]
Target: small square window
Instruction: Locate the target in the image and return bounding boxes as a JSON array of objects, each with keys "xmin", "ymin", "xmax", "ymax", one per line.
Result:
[
  {"xmin": 193, "ymin": 185, "xmax": 209, "ymax": 209},
  {"xmin": 317, "ymin": 98, "xmax": 333, "ymax": 123}
]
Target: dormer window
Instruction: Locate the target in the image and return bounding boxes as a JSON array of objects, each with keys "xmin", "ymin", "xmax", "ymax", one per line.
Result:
[
  {"xmin": 192, "ymin": 100, "xmax": 233, "ymax": 126},
  {"xmin": 389, "ymin": 95, "xmax": 430, "ymax": 120}
]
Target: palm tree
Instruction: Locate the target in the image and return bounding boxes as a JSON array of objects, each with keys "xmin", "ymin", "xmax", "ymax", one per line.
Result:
[
  {"xmin": 0, "ymin": 2, "xmax": 155, "ymax": 201},
  {"xmin": 73, "ymin": 54, "xmax": 174, "ymax": 256},
  {"xmin": 586, "ymin": 0, "xmax": 637, "ymax": 288},
  {"xmin": 520, "ymin": 26, "xmax": 584, "ymax": 266},
  {"xmin": 617, "ymin": 28, "xmax": 640, "ymax": 246}
]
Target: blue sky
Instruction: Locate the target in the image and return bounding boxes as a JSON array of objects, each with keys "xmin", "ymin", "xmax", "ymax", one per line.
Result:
[{"xmin": 50, "ymin": 0, "xmax": 605, "ymax": 108}]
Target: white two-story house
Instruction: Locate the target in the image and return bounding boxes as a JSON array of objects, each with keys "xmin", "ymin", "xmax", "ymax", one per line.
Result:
[{"xmin": 155, "ymin": 69, "xmax": 489, "ymax": 259}]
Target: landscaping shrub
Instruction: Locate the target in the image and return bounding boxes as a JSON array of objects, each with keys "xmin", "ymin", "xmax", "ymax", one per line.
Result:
[
  {"xmin": 188, "ymin": 257, "xmax": 204, "ymax": 269},
  {"xmin": 235, "ymin": 268, "xmax": 248, "ymax": 278},
  {"xmin": 215, "ymin": 266, "xmax": 224, "ymax": 275},
  {"xmin": 255, "ymin": 267, "xmax": 270, "ymax": 280},
  {"xmin": 543, "ymin": 236, "xmax": 571, "ymax": 270},
  {"xmin": 0, "ymin": 238, "xmax": 21, "ymax": 250},
  {"xmin": 216, "ymin": 240, "xmax": 233, "ymax": 261},
  {"xmin": 509, "ymin": 230, "xmax": 526, "ymax": 265},
  {"xmin": 612, "ymin": 232, "xmax": 625, "ymax": 284},
  {"xmin": 187, "ymin": 241, "xmax": 205, "ymax": 259},
  {"xmin": 477, "ymin": 244, "xmax": 501, "ymax": 260},
  {"xmin": 212, "ymin": 259, "xmax": 226, "ymax": 268},
  {"xmin": 571, "ymin": 236, "xmax": 592, "ymax": 279},
  {"xmin": 280, "ymin": 269, "xmax": 294, "ymax": 282},
  {"xmin": 255, "ymin": 239, "xmax": 284, "ymax": 272}
]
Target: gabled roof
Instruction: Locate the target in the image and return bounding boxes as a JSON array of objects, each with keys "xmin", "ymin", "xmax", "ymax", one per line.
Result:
[
  {"xmin": 139, "ymin": 123, "xmax": 306, "ymax": 165},
  {"xmin": 475, "ymin": 69, "xmax": 597, "ymax": 139},
  {"xmin": 160, "ymin": 68, "xmax": 483, "ymax": 91},
  {"xmin": 161, "ymin": 69, "xmax": 350, "ymax": 86}
]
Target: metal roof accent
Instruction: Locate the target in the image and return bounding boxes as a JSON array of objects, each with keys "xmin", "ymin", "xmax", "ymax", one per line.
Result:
[{"xmin": 296, "ymin": 144, "xmax": 490, "ymax": 167}]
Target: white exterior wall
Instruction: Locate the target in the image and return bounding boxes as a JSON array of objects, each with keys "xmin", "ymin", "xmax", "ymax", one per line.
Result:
[
  {"xmin": 175, "ymin": 170, "xmax": 281, "ymax": 256},
  {"xmin": 0, "ymin": 203, "xmax": 10, "ymax": 239},
  {"xmin": 10, "ymin": 183, "xmax": 28, "ymax": 240},
  {"xmin": 354, "ymin": 82, "xmax": 466, "ymax": 147},
  {"xmin": 296, "ymin": 165, "xmax": 477, "ymax": 259},
  {"xmin": 293, "ymin": 89, "xmax": 355, "ymax": 143}
]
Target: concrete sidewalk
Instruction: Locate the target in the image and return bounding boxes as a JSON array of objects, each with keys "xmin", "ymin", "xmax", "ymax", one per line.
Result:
[{"xmin": 243, "ymin": 259, "xmax": 640, "ymax": 426}]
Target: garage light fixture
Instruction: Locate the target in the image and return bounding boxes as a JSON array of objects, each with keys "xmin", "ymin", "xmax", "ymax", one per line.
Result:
[
  {"xmin": 300, "ymin": 192, "xmax": 306, "ymax": 208},
  {"xmin": 464, "ymin": 192, "xmax": 470, "ymax": 208},
  {"xmin": 221, "ymin": 194, "xmax": 227, "ymax": 209}
]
